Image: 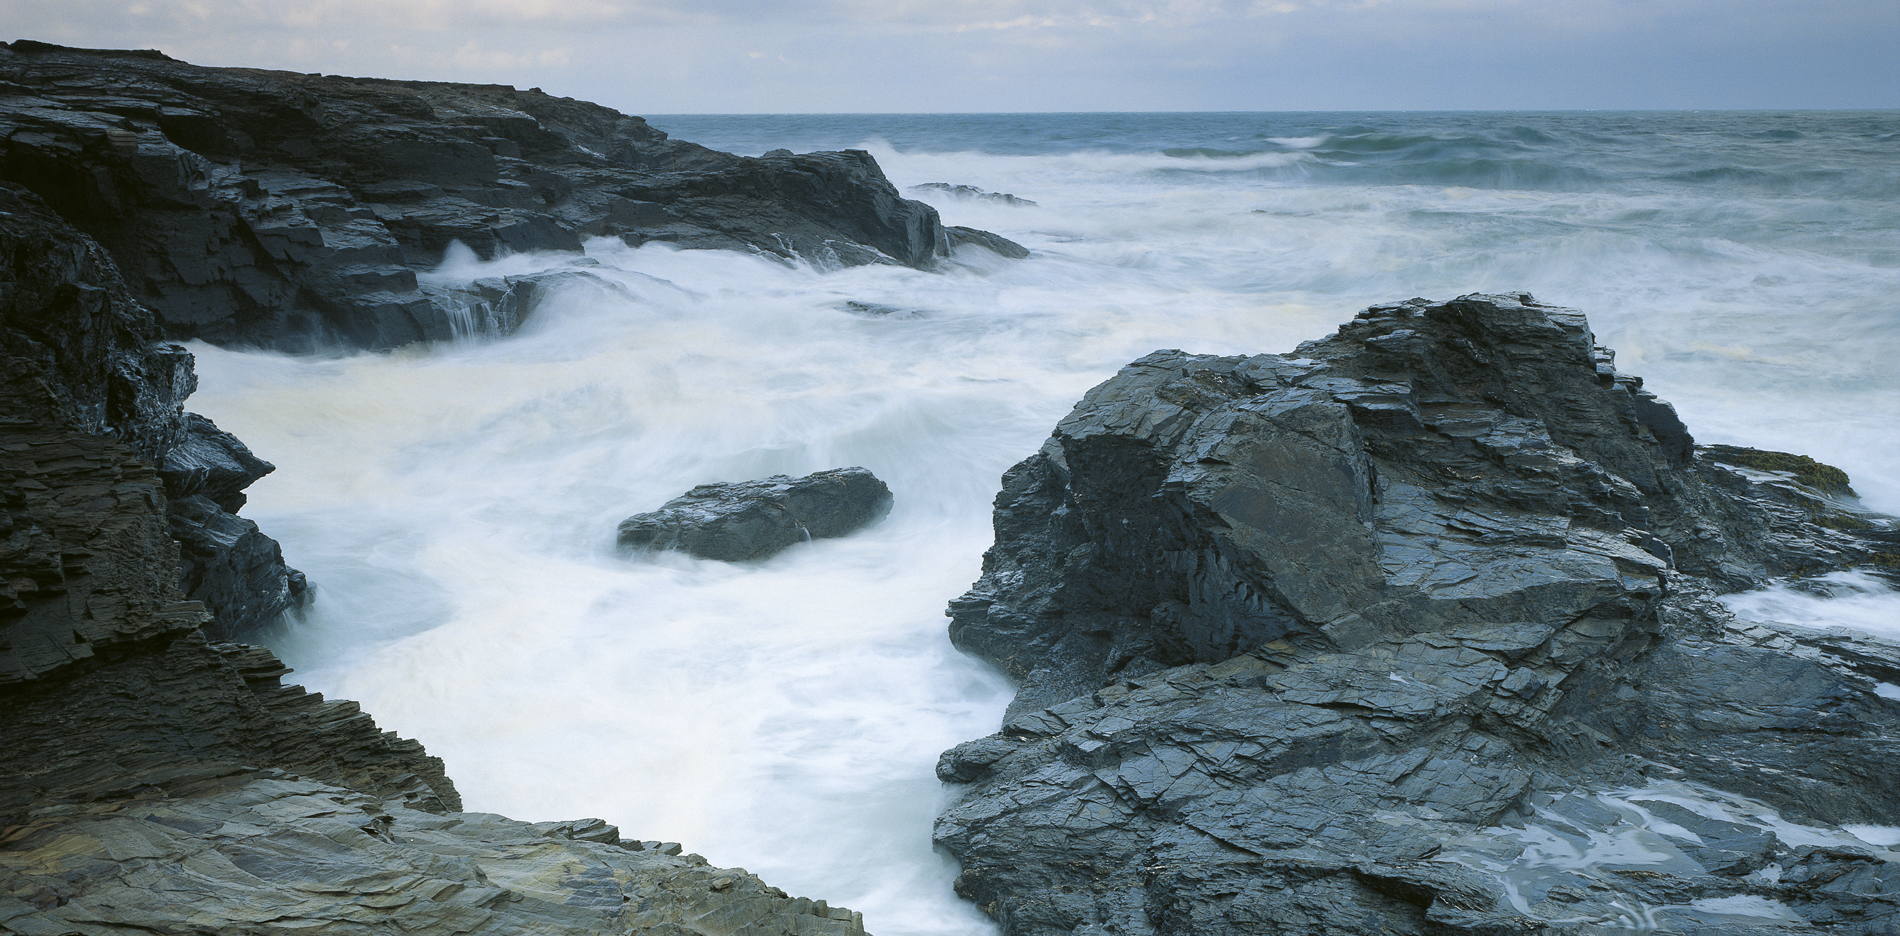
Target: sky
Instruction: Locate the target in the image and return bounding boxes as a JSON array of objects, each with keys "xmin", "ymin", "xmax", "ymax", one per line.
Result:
[{"xmin": 3, "ymin": 0, "xmax": 1895, "ymax": 114}]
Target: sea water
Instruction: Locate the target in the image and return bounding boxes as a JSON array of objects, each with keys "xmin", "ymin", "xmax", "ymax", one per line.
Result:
[{"xmin": 185, "ymin": 111, "xmax": 1900, "ymax": 935}]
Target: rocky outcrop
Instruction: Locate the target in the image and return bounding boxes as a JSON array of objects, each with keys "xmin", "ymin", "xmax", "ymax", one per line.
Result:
[
  {"xmin": 936, "ymin": 294, "xmax": 1900, "ymax": 936},
  {"xmin": 2, "ymin": 177, "xmax": 451, "ymax": 819},
  {"xmin": 1, "ymin": 181, "xmax": 300, "ymax": 649},
  {"xmin": 619, "ymin": 468, "xmax": 895, "ymax": 561},
  {"xmin": 0, "ymin": 40, "xmax": 1024, "ymax": 351},
  {"xmin": 159, "ymin": 411, "xmax": 309, "ymax": 640}
]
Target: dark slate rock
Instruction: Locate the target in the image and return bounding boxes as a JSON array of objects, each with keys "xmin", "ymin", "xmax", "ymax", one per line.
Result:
[
  {"xmin": 169, "ymin": 494, "xmax": 308, "ymax": 642},
  {"xmin": 159, "ymin": 421, "xmax": 309, "ymax": 639},
  {"xmin": 618, "ymin": 467, "xmax": 894, "ymax": 561},
  {"xmin": 0, "ymin": 173, "xmax": 448, "ymax": 805},
  {"xmin": 0, "ymin": 41, "xmax": 1026, "ymax": 351},
  {"xmin": 0, "ymin": 181, "xmax": 191, "ymax": 462},
  {"xmin": 158, "ymin": 412, "xmax": 273, "ymax": 513},
  {"xmin": 935, "ymin": 293, "xmax": 1900, "ymax": 936},
  {"xmin": 1, "ymin": 181, "xmax": 303, "ymax": 656}
]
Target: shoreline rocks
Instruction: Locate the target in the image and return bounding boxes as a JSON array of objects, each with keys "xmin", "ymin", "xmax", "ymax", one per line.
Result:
[
  {"xmin": 935, "ymin": 294, "xmax": 1900, "ymax": 936},
  {"xmin": 2, "ymin": 176, "xmax": 875, "ymax": 936},
  {"xmin": 0, "ymin": 41, "xmax": 1025, "ymax": 352},
  {"xmin": 1, "ymin": 181, "xmax": 302, "ymax": 654},
  {"xmin": 619, "ymin": 468, "xmax": 895, "ymax": 561}
]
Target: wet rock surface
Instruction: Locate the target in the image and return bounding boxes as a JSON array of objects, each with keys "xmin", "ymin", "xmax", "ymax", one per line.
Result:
[
  {"xmin": 0, "ymin": 766, "xmax": 870, "ymax": 936},
  {"xmin": 0, "ymin": 40, "xmax": 1023, "ymax": 351},
  {"xmin": 1, "ymin": 181, "xmax": 300, "ymax": 650},
  {"xmin": 619, "ymin": 467, "xmax": 895, "ymax": 562},
  {"xmin": 937, "ymin": 293, "xmax": 1900, "ymax": 936}
]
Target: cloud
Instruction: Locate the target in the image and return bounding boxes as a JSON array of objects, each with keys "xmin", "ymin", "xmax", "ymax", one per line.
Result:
[{"xmin": 3, "ymin": 0, "xmax": 1893, "ymax": 110}]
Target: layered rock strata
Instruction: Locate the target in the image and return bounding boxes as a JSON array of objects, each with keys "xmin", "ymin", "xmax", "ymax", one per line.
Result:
[
  {"xmin": 0, "ymin": 40, "xmax": 1024, "ymax": 351},
  {"xmin": 2, "ymin": 179, "xmax": 871, "ymax": 935},
  {"xmin": 1, "ymin": 180, "xmax": 300, "ymax": 653},
  {"xmin": 937, "ymin": 294, "xmax": 1900, "ymax": 936},
  {"xmin": 619, "ymin": 467, "xmax": 896, "ymax": 562},
  {"xmin": 2, "ymin": 767, "xmax": 869, "ymax": 936}
]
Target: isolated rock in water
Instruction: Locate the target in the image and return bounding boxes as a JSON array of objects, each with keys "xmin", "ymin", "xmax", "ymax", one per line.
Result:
[
  {"xmin": 946, "ymin": 225, "xmax": 1032, "ymax": 259},
  {"xmin": 910, "ymin": 182, "xmax": 1040, "ymax": 207},
  {"xmin": 619, "ymin": 468, "xmax": 894, "ymax": 561},
  {"xmin": 936, "ymin": 293, "xmax": 1900, "ymax": 936}
]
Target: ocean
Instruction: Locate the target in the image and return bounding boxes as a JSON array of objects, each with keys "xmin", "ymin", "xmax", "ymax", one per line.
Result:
[{"xmin": 185, "ymin": 111, "xmax": 1900, "ymax": 935}]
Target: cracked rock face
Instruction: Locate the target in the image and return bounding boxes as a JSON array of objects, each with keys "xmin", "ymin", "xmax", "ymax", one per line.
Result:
[
  {"xmin": 618, "ymin": 468, "xmax": 895, "ymax": 562},
  {"xmin": 936, "ymin": 294, "xmax": 1900, "ymax": 936}
]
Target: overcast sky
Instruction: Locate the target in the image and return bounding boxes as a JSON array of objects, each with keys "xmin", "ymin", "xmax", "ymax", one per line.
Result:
[{"xmin": 5, "ymin": 0, "xmax": 1895, "ymax": 113}]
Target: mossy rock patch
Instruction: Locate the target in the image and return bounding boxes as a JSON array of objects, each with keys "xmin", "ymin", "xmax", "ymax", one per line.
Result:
[{"xmin": 1702, "ymin": 444, "xmax": 1858, "ymax": 498}]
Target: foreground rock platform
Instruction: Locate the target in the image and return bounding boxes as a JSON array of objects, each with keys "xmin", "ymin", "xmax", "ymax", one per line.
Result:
[
  {"xmin": 619, "ymin": 468, "xmax": 895, "ymax": 561},
  {"xmin": 0, "ymin": 40, "xmax": 1023, "ymax": 352},
  {"xmin": 1, "ymin": 765, "xmax": 869, "ymax": 936},
  {"xmin": 937, "ymin": 294, "xmax": 1900, "ymax": 936}
]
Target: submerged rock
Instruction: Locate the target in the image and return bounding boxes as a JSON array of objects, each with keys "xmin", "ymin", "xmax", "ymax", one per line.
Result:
[
  {"xmin": 840, "ymin": 300, "xmax": 927, "ymax": 318},
  {"xmin": 936, "ymin": 293, "xmax": 1900, "ymax": 936},
  {"xmin": 910, "ymin": 182, "xmax": 1040, "ymax": 207},
  {"xmin": 419, "ymin": 268, "xmax": 618, "ymax": 338},
  {"xmin": 618, "ymin": 468, "xmax": 895, "ymax": 561}
]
